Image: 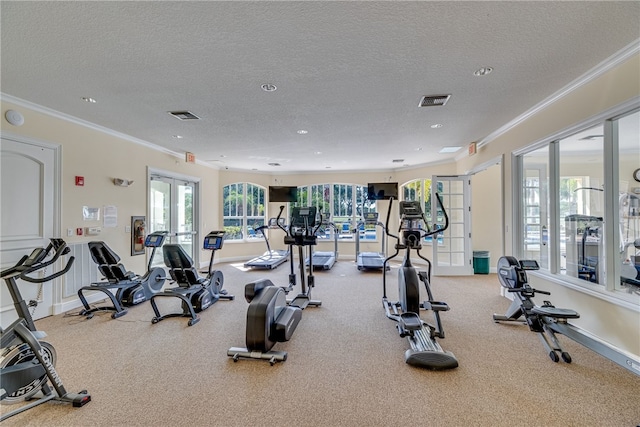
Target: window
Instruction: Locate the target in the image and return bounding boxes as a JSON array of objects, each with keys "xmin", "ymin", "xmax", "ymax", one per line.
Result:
[
  {"xmin": 223, "ymin": 183, "xmax": 265, "ymax": 241},
  {"xmin": 522, "ymin": 147, "xmax": 550, "ymax": 268},
  {"xmin": 618, "ymin": 110, "xmax": 640, "ymax": 293},
  {"xmin": 558, "ymin": 125, "xmax": 605, "ymax": 284},
  {"xmin": 516, "ymin": 108, "xmax": 640, "ymax": 302},
  {"xmin": 293, "ymin": 183, "xmax": 372, "ymax": 240}
]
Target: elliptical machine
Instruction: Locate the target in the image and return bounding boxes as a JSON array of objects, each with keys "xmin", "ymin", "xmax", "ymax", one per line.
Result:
[
  {"xmin": 382, "ymin": 193, "xmax": 458, "ymax": 370},
  {"xmin": 150, "ymin": 231, "xmax": 233, "ymax": 326},
  {"xmin": 1, "ymin": 238, "xmax": 91, "ymax": 421},
  {"xmin": 227, "ymin": 205, "xmax": 321, "ymax": 365},
  {"xmin": 281, "ymin": 205, "xmax": 322, "ymax": 309},
  {"xmin": 78, "ymin": 231, "xmax": 167, "ymax": 319}
]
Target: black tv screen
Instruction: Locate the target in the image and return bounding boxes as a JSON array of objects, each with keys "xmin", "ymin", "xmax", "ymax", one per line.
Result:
[
  {"xmin": 367, "ymin": 182, "xmax": 398, "ymax": 200},
  {"xmin": 269, "ymin": 186, "xmax": 298, "ymax": 202}
]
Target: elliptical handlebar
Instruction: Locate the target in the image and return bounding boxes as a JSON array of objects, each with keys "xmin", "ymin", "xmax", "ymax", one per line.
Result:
[
  {"xmin": 422, "ymin": 192, "xmax": 449, "ymax": 238},
  {"xmin": 384, "ymin": 192, "xmax": 449, "ymax": 240},
  {"xmin": 276, "ymin": 205, "xmax": 287, "ymax": 235}
]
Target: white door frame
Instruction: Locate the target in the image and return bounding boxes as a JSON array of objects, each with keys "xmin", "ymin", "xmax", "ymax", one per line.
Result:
[
  {"xmin": 431, "ymin": 175, "xmax": 473, "ymax": 276},
  {"xmin": 0, "ymin": 132, "xmax": 61, "ymax": 323}
]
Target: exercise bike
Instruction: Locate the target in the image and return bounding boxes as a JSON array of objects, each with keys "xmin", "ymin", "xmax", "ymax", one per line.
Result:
[
  {"xmin": 493, "ymin": 256, "xmax": 640, "ymax": 375},
  {"xmin": 382, "ymin": 194, "xmax": 459, "ymax": 370},
  {"xmin": 77, "ymin": 231, "xmax": 167, "ymax": 319},
  {"xmin": 150, "ymin": 231, "xmax": 233, "ymax": 326},
  {"xmin": 227, "ymin": 205, "xmax": 320, "ymax": 365},
  {"xmin": 1, "ymin": 238, "xmax": 91, "ymax": 421}
]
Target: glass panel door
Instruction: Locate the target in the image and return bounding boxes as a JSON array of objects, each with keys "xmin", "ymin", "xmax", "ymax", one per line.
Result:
[
  {"xmin": 431, "ymin": 176, "xmax": 473, "ymax": 276},
  {"xmin": 149, "ymin": 174, "xmax": 197, "ymax": 267}
]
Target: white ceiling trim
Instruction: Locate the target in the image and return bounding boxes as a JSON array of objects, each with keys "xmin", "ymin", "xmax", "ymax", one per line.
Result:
[{"xmin": 0, "ymin": 92, "xmax": 219, "ymax": 170}]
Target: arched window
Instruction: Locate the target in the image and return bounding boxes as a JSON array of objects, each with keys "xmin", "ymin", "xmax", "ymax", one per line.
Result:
[{"xmin": 223, "ymin": 183, "xmax": 266, "ymax": 241}]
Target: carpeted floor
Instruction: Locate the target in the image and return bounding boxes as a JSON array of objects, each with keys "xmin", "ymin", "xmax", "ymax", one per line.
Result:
[{"xmin": 2, "ymin": 259, "xmax": 639, "ymax": 426}]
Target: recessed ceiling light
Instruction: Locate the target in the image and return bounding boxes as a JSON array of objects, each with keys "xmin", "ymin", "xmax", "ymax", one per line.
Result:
[
  {"xmin": 473, "ymin": 67, "xmax": 493, "ymax": 76},
  {"xmin": 325, "ymin": 166, "xmax": 331, "ymax": 169},
  {"xmin": 172, "ymin": 135, "xmax": 183, "ymax": 139},
  {"xmin": 297, "ymin": 130, "xmax": 308, "ymax": 134},
  {"xmin": 415, "ymin": 147, "xmax": 423, "ymax": 151},
  {"xmin": 439, "ymin": 146, "xmax": 461, "ymax": 153},
  {"xmin": 261, "ymin": 83, "xmax": 277, "ymax": 92},
  {"xmin": 314, "ymin": 151, "xmax": 322, "ymax": 155},
  {"xmin": 430, "ymin": 124, "xmax": 443, "ymax": 129},
  {"xmin": 268, "ymin": 162, "xmax": 281, "ymax": 166},
  {"xmin": 220, "ymin": 154, "xmax": 227, "ymax": 158},
  {"xmin": 82, "ymin": 97, "xmax": 97, "ymax": 103}
]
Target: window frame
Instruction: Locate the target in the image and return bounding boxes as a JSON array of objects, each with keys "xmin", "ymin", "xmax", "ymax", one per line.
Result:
[
  {"xmin": 222, "ymin": 182, "xmax": 266, "ymax": 242},
  {"xmin": 514, "ymin": 104, "xmax": 640, "ymax": 306}
]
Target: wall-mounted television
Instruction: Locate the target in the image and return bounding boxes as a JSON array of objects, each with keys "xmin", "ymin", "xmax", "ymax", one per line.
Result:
[
  {"xmin": 367, "ymin": 182, "xmax": 398, "ymax": 200},
  {"xmin": 269, "ymin": 186, "xmax": 298, "ymax": 203}
]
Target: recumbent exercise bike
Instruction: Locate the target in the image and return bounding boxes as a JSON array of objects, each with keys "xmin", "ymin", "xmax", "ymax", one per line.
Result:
[
  {"xmin": 77, "ymin": 231, "xmax": 167, "ymax": 319},
  {"xmin": 150, "ymin": 231, "xmax": 233, "ymax": 326},
  {"xmin": 1, "ymin": 238, "xmax": 90, "ymax": 421},
  {"xmin": 227, "ymin": 205, "xmax": 321, "ymax": 365},
  {"xmin": 382, "ymin": 194, "xmax": 458, "ymax": 370}
]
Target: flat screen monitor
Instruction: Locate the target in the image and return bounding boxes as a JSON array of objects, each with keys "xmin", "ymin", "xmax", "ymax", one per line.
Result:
[
  {"xmin": 367, "ymin": 182, "xmax": 398, "ymax": 200},
  {"xmin": 269, "ymin": 186, "xmax": 298, "ymax": 203}
]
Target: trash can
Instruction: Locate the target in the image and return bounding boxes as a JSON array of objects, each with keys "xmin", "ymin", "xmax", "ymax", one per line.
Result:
[{"xmin": 473, "ymin": 251, "xmax": 490, "ymax": 274}]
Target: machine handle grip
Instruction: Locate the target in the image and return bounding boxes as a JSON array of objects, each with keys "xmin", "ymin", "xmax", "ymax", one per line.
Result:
[
  {"xmin": 276, "ymin": 205, "xmax": 287, "ymax": 234},
  {"xmin": 20, "ymin": 256, "xmax": 75, "ymax": 283},
  {"xmin": 422, "ymin": 193, "xmax": 449, "ymax": 238},
  {"xmin": 384, "ymin": 196, "xmax": 399, "ymax": 241}
]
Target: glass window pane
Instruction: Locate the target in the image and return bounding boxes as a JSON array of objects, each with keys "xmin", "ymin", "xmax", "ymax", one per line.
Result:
[
  {"xmin": 618, "ymin": 110, "xmax": 640, "ymax": 292},
  {"xmin": 559, "ymin": 124, "xmax": 605, "ymax": 285},
  {"xmin": 522, "ymin": 146, "xmax": 549, "ymax": 268}
]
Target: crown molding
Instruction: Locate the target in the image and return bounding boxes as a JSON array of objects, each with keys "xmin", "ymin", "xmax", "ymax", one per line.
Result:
[
  {"xmin": 0, "ymin": 93, "xmax": 219, "ymax": 170},
  {"xmin": 477, "ymin": 38, "xmax": 640, "ymax": 149}
]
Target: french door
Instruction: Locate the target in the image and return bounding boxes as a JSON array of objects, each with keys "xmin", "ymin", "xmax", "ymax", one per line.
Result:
[
  {"xmin": 431, "ymin": 176, "xmax": 473, "ymax": 276},
  {"xmin": 149, "ymin": 172, "xmax": 198, "ymax": 267}
]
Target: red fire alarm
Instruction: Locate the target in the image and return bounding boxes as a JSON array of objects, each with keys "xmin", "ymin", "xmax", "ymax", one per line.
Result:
[
  {"xmin": 76, "ymin": 227, "xmax": 83, "ymax": 235},
  {"xmin": 75, "ymin": 176, "xmax": 85, "ymax": 186}
]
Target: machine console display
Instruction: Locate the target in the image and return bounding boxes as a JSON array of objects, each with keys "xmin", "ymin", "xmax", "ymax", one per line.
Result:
[
  {"xmin": 519, "ymin": 259, "xmax": 540, "ymax": 270},
  {"xmin": 363, "ymin": 212, "xmax": 379, "ymax": 222},
  {"xmin": 144, "ymin": 233, "xmax": 166, "ymax": 248},
  {"xmin": 203, "ymin": 231, "xmax": 225, "ymax": 250}
]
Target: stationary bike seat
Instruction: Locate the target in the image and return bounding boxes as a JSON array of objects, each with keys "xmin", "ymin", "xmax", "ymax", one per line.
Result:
[{"xmin": 531, "ymin": 306, "xmax": 580, "ymax": 319}]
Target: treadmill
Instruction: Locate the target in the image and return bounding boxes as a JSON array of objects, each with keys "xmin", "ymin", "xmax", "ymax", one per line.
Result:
[
  {"xmin": 306, "ymin": 220, "xmax": 338, "ymax": 270},
  {"xmin": 355, "ymin": 212, "xmax": 389, "ymax": 271},
  {"xmin": 244, "ymin": 219, "xmax": 289, "ymax": 269}
]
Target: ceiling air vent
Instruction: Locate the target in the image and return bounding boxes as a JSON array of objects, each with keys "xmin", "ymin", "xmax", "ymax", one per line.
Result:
[
  {"xmin": 418, "ymin": 94, "xmax": 451, "ymax": 107},
  {"xmin": 169, "ymin": 111, "xmax": 200, "ymax": 120},
  {"xmin": 392, "ymin": 159, "xmax": 404, "ymax": 163}
]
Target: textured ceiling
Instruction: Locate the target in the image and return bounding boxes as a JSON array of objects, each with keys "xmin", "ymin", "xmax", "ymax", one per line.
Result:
[{"xmin": 1, "ymin": 1, "xmax": 639, "ymax": 172}]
